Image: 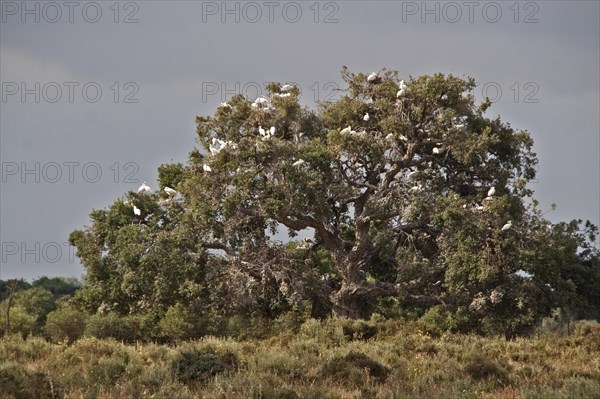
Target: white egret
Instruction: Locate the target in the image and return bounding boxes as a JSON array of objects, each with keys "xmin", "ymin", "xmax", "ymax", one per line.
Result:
[
  {"xmin": 292, "ymin": 159, "xmax": 305, "ymax": 167},
  {"xmin": 164, "ymin": 187, "xmax": 176, "ymax": 196},
  {"xmin": 501, "ymin": 221, "xmax": 512, "ymax": 231},
  {"xmin": 340, "ymin": 126, "xmax": 352, "ymax": 134},
  {"xmin": 219, "ymin": 102, "xmax": 232, "ymax": 109},
  {"xmin": 254, "ymin": 97, "xmax": 268, "ymax": 104},
  {"xmin": 138, "ymin": 182, "xmax": 151, "ymax": 193},
  {"xmin": 367, "ymin": 72, "xmax": 379, "ymax": 82},
  {"xmin": 487, "ymin": 187, "xmax": 496, "ymax": 197},
  {"xmin": 397, "ymin": 80, "xmax": 408, "ymax": 97},
  {"xmin": 281, "ymin": 84, "xmax": 294, "ymax": 92},
  {"xmin": 258, "ymin": 125, "xmax": 266, "ymax": 137},
  {"xmin": 441, "ymin": 94, "xmax": 448, "ymax": 101},
  {"xmin": 399, "ymin": 135, "xmax": 408, "ymax": 141},
  {"xmin": 133, "ymin": 205, "xmax": 141, "ymax": 216},
  {"xmin": 270, "ymin": 126, "xmax": 276, "ymax": 136},
  {"xmin": 203, "ymin": 164, "xmax": 212, "ymax": 172},
  {"xmin": 385, "ymin": 133, "xmax": 394, "ymax": 140},
  {"xmin": 432, "ymin": 147, "xmax": 442, "ymax": 154},
  {"xmin": 363, "ymin": 113, "xmax": 370, "ymax": 121}
]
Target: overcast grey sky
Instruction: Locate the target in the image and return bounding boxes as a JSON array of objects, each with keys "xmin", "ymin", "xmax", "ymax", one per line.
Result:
[{"xmin": 1, "ymin": 0, "xmax": 599, "ymax": 281}]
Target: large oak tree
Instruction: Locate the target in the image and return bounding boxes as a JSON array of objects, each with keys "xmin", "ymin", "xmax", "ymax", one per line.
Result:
[{"xmin": 70, "ymin": 68, "xmax": 599, "ymax": 335}]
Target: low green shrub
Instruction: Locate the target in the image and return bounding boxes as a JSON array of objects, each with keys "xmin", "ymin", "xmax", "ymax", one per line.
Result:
[
  {"xmin": 320, "ymin": 351, "xmax": 391, "ymax": 386},
  {"xmin": 43, "ymin": 305, "xmax": 87, "ymax": 343},
  {"xmin": 573, "ymin": 320, "xmax": 600, "ymax": 351},
  {"xmin": 339, "ymin": 319, "xmax": 378, "ymax": 341},
  {"xmin": 159, "ymin": 303, "xmax": 198, "ymax": 341},
  {"xmin": 462, "ymin": 353, "xmax": 511, "ymax": 386},
  {"xmin": 84, "ymin": 312, "xmax": 136, "ymax": 342},
  {"xmin": 0, "ymin": 361, "xmax": 61, "ymax": 399},
  {"xmin": 172, "ymin": 349, "xmax": 238, "ymax": 385}
]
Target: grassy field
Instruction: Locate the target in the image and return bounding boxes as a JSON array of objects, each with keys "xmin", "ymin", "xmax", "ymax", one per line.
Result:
[{"xmin": 1, "ymin": 318, "xmax": 599, "ymax": 399}]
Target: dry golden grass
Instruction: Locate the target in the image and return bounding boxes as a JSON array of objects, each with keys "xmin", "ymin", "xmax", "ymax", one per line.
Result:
[{"xmin": 1, "ymin": 318, "xmax": 599, "ymax": 399}]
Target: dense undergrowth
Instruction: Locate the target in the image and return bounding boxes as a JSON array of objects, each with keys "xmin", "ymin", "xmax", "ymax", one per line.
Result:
[{"xmin": 1, "ymin": 317, "xmax": 599, "ymax": 399}]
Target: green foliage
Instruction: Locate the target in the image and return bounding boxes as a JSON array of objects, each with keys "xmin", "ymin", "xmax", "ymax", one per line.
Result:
[
  {"xmin": 338, "ymin": 318, "xmax": 378, "ymax": 341},
  {"xmin": 0, "ymin": 305, "xmax": 36, "ymax": 338},
  {"xmin": 31, "ymin": 277, "xmax": 82, "ymax": 298},
  {"xmin": 418, "ymin": 305, "xmax": 459, "ymax": 335},
  {"xmin": 0, "ymin": 361, "xmax": 60, "ymax": 399},
  {"xmin": 0, "ymin": 279, "xmax": 31, "ymax": 302},
  {"xmin": 462, "ymin": 353, "xmax": 511, "ymax": 386},
  {"xmin": 12, "ymin": 288, "xmax": 56, "ymax": 325},
  {"xmin": 84, "ymin": 312, "xmax": 137, "ymax": 342},
  {"xmin": 43, "ymin": 304, "xmax": 87, "ymax": 343},
  {"xmin": 65, "ymin": 67, "xmax": 600, "ymax": 334},
  {"xmin": 573, "ymin": 320, "xmax": 600, "ymax": 351},
  {"xmin": 0, "ymin": 286, "xmax": 59, "ymax": 337},
  {"xmin": 320, "ymin": 351, "xmax": 391, "ymax": 386},
  {"xmin": 159, "ymin": 303, "xmax": 198, "ymax": 341},
  {"xmin": 171, "ymin": 349, "xmax": 237, "ymax": 385},
  {"xmin": 157, "ymin": 162, "xmax": 186, "ymax": 192},
  {"xmin": 0, "ymin": 319, "xmax": 599, "ymax": 398}
]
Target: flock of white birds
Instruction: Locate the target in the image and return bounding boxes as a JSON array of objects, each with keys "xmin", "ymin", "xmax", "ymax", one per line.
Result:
[{"xmin": 134, "ymin": 75, "xmax": 512, "ymax": 232}]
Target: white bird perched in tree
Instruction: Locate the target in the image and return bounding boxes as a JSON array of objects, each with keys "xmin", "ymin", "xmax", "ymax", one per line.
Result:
[
  {"xmin": 133, "ymin": 205, "xmax": 141, "ymax": 216},
  {"xmin": 363, "ymin": 113, "xmax": 370, "ymax": 121},
  {"xmin": 219, "ymin": 102, "xmax": 232, "ymax": 109},
  {"xmin": 164, "ymin": 187, "xmax": 176, "ymax": 196},
  {"xmin": 254, "ymin": 96, "xmax": 268, "ymax": 104},
  {"xmin": 280, "ymin": 84, "xmax": 294, "ymax": 92},
  {"xmin": 396, "ymin": 80, "xmax": 408, "ymax": 97},
  {"xmin": 292, "ymin": 159, "xmax": 305, "ymax": 167},
  {"xmin": 385, "ymin": 133, "xmax": 394, "ymax": 140},
  {"xmin": 432, "ymin": 147, "xmax": 442, "ymax": 154},
  {"xmin": 501, "ymin": 221, "xmax": 512, "ymax": 231},
  {"xmin": 138, "ymin": 182, "xmax": 151, "ymax": 194},
  {"xmin": 340, "ymin": 126, "xmax": 352, "ymax": 134},
  {"xmin": 203, "ymin": 164, "xmax": 212, "ymax": 172},
  {"xmin": 367, "ymin": 72, "xmax": 379, "ymax": 82},
  {"xmin": 258, "ymin": 125, "xmax": 266, "ymax": 137},
  {"xmin": 488, "ymin": 186, "xmax": 496, "ymax": 197},
  {"xmin": 210, "ymin": 138, "xmax": 226, "ymax": 155},
  {"xmin": 273, "ymin": 92, "xmax": 291, "ymax": 98},
  {"xmin": 441, "ymin": 94, "xmax": 448, "ymax": 101},
  {"xmin": 270, "ymin": 126, "xmax": 276, "ymax": 136}
]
